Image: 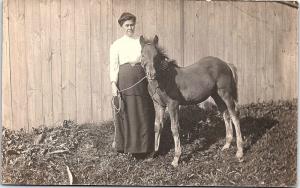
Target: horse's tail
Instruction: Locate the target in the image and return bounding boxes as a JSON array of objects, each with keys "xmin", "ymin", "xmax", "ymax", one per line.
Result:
[{"xmin": 227, "ymin": 63, "xmax": 238, "ymax": 103}]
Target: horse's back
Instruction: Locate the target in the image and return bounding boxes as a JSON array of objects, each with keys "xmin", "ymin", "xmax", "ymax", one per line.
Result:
[
  {"xmin": 197, "ymin": 56, "xmax": 228, "ymax": 68},
  {"xmin": 184, "ymin": 56, "xmax": 230, "ymax": 77},
  {"xmin": 174, "ymin": 56, "xmax": 231, "ymax": 103}
]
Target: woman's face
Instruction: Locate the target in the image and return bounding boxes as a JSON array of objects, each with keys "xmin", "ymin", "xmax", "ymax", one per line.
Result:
[{"xmin": 122, "ymin": 19, "xmax": 135, "ymax": 37}]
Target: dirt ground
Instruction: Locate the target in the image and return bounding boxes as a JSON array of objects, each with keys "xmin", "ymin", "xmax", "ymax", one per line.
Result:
[{"xmin": 1, "ymin": 100, "xmax": 297, "ymax": 186}]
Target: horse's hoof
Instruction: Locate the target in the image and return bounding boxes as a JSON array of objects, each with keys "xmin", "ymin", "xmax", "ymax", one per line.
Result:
[
  {"xmin": 112, "ymin": 141, "xmax": 116, "ymax": 149},
  {"xmin": 171, "ymin": 162, "xmax": 178, "ymax": 167},
  {"xmin": 144, "ymin": 157, "xmax": 153, "ymax": 162},
  {"xmin": 236, "ymin": 150, "xmax": 243, "ymax": 159},
  {"xmin": 171, "ymin": 161, "xmax": 178, "ymax": 167},
  {"xmin": 221, "ymin": 143, "xmax": 230, "ymax": 151},
  {"xmin": 148, "ymin": 151, "xmax": 158, "ymax": 159}
]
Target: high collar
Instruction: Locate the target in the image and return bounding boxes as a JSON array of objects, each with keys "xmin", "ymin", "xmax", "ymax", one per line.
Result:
[{"xmin": 123, "ymin": 35, "xmax": 138, "ymax": 40}]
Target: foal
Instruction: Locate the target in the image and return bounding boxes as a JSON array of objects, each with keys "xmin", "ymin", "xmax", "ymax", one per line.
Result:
[{"xmin": 140, "ymin": 35, "xmax": 243, "ymax": 167}]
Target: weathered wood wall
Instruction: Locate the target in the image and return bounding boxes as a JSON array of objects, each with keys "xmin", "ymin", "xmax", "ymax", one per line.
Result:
[
  {"xmin": 184, "ymin": 1, "xmax": 298, "ymax": 106},
  {"xmin": 2, "ymin": 0, "xmax": 298, "ymax": 130}
]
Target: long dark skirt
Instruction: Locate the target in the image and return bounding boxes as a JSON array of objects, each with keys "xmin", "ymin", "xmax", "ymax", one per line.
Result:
[{"xmin": 113, "ymin": 63, "xmax": 155, "ymax": 153}]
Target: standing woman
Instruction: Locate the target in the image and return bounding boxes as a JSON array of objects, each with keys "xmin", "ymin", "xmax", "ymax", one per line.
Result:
[{"xmin": 110, "ymin": 12, "xmax": 155, "ymax": 157}]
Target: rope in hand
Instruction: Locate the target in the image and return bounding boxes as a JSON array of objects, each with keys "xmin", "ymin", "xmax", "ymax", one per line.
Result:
[
  {"xmin": 111, "ymin": 76, "xmax": 147, "ymax": 114},
  {"xmin": 111, "ymin": 76, "xmax": 147, "ymax": 149}
]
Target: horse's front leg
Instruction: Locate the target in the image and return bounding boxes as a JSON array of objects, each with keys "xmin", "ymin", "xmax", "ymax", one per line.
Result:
[
  {"xmin": 154, "ymin": 103, "xmax": 165, "ymax": 153},
  {"xmin": 168, "ymin": 103, "xmax": 181, "ymax": 167}
]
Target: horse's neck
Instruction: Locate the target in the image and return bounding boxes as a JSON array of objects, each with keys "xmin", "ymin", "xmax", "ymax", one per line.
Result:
[
  {"xmin": 157, "ymin": 65, "xmax": 178, "ymax": 89},
  {"xmin": 155, "ymin": 65, "xmax": 186, "ymax": 103}
]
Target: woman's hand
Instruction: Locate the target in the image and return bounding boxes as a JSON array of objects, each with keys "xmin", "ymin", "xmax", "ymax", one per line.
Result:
[{"xmin": 111, "ymin": 82, "xmax": 119, "ymax": 96}]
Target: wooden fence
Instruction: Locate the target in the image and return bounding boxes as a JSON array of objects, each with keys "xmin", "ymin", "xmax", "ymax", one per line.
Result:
[{"xmin": 2, "ymin": 0, "xmax": 298, "ymax": 130}]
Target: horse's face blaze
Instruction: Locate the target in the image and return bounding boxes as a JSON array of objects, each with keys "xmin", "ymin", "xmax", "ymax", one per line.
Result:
[{"xmin": 141, "ymin": 45, "xmax": 159, "ymax": 80}]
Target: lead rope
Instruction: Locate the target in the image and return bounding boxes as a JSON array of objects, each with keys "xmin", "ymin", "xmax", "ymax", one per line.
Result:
[
  {"xmin": 111, "ymin": 76, "xmax": 147, "ymax": 149},
  {"xmin": 111, "ymin": 94, "xmax": 121, "ymax": 149},
  {"xmin": 111, "ymin": 75, "xmax": 147, "ymax": 113}
]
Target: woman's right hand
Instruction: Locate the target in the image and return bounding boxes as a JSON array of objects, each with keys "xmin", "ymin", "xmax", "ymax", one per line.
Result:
[{"xmin": 111, "ymin": 82, "xmax": 119, "ymax": 96}]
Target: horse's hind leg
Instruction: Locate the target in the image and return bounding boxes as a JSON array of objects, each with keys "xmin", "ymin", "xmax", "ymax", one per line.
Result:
[
  {"xmin": 211, "ymin": 94, "xmax": 233, "ymax": 151},
  {"xmin": 222, "ymin": 111, "xmax": 233, "ymax": 150},
  {"xmin": 218, "ymin": 89, "xmax": 243, "ymax": 160}
]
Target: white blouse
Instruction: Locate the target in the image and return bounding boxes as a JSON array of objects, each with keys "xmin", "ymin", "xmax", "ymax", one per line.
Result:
[{"xmin": 109, "ymin": 35, "xmax": 142, "ymax": 83}]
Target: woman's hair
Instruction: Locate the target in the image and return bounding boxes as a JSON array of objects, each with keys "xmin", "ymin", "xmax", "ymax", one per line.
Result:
[{"xmin": 118, "ymin": 12, "xmax": 136, "ymax": 26}]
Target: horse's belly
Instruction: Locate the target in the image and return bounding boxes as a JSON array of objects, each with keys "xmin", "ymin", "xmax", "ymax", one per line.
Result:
[
  {"xmin": 175, "ymin": 70, "xmax": 215, "ymax": 104},
  {"xmin": 180, "ymin": 87, "xmax": 211, "ymax": 104}
]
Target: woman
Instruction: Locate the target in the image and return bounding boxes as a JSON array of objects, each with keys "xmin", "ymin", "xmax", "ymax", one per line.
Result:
[{"xmin": 110, "ymin": 12, "xmax": 155, "ymax": 157}]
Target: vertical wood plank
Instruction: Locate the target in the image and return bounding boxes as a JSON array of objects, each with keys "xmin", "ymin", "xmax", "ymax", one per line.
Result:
[
  {"xmin": 173, "ymin": 0, "xmax": 182, "ymax": 66},
  {"xmin": 135, "ymin": 0, "xmax": 143, "ymax": 36},
  {"xmin": 239, "ymin": 2, "xmax": 257, "ymax": 104},
  {"xmin": 279, "ymin": 6, "xmax": 295, "ymax": 99},
  {"xmin": 191, "ymin": 0, "xmax": 198, "ymax": 64},
  {"xmin": 281, "ymin": 6, "xmax": 297, "ymax": 100},
  {"xmin": 223, "ymin": 1, "xmax": 234, "ymax": 64},
  {"xmin": 159, "ymin": 0, "xmax": 182, "ymax": 65},
  {"xmin": 231, "ymin": 1, "xmax": 241, "ymax": 103},
  {"xmin": 271, "ymin": 3, "xmax": 282, "ymax": 101},
  {"xmin": 238, "ymin": 2, "xmax": 257, "ymax": 104},
  {"xmin": 142, "ymin": 0, "xmax": 156, "ymax": 38},
  {"xmin": 256, "ymin": 2, "xmax": 267, "ymax": 102},
  {"xmin": 183, "ymin": 0, "xmax": 195, "ymax": 66},
  {"xmin": 51, "ymin": 0, "xmax": 62, "ymax": 126},
  {"xmin": 61, "ymin": 0, "xmax": 76, "ymax": 121},
  {"xmin": 25, "ymin": 0, "xmax": 43, "ymax": 129},
  {"xmin": 2, "ymin": 0, "xmax": 13, "ymax": 129},
  {"xmin": 207, "ymin": 1, "xmax": 215, "ymax": 56},
  {"xmin": 75, "ymin": 0, "xmax": 92, "ymax": 124},
  {"xmin": 9, "ymin": 0, "xmax": 28, "ymax": 130},
  {"xmin": 244, "ymin": 2, "xmax": 257, "ymax": 103},
  {"xmin": 277, "ymin": 4, "xmax": 289, "ymax": 100},
  {"xmin": 213, "ymin": 1, "xmax": 224, "ymax": 58},
  {"xmin": 163, "ymin": 1, "xmax": 171, "ymax": 58},
  {"xmin": 194, "ymin": 1, "xmax": 207, "ymax": 62},
  {"xmin": 292, "ymin": 9, "xmax": 298, "ymax": 99},
  {"xmin": 179, "ymin": 0, "xmax": 184, "ymax": 65},
  {"xmin": 101, "ymin": 0, "xmax": 113, "ymax": 121},
  {"xmin": 155, "ymin": 0, "xmax": 165, "ymax": 48},
  {"xmin": 90, "ymin": 0, "xmax": 102, "ymax": 122},
  {"xmin": 165, "ymin": 0, "xmax": 174, "ymax": 61},
  {"xmin": 238, "ymin": 2, "xmax": 246, "ymax": 104},
  {"xmin": 40, "ymin": 0, "xmax": 53, "ymax": 126},
  {"xmin": 265, "ymin": 2, "xmax": 275, "ymax": 101}
]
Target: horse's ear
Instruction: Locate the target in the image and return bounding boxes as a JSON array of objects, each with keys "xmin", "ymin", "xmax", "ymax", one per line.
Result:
[
  {"xmin": 153, "ymin": 35, "xmax": 159, "ymax": 45},
  {"xmin": 140, "ymin": 35, "xmax": 145, "ymax": 47}
]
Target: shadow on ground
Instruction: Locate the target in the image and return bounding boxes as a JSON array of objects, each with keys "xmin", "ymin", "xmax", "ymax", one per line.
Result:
[{"xmin": 157, "ymin": 105, "xmax": 278, "ymax": 158}]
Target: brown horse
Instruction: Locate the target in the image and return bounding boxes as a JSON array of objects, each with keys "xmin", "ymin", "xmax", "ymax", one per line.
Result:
[{"xmin": 140, "ymin": 35, "xmax": 243, "ymax": 167}]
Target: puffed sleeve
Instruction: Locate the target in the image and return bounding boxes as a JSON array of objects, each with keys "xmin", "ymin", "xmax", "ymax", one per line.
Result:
[{"xmin": 109, "ymin": 42, "xmax": 119, "ymax": 83}]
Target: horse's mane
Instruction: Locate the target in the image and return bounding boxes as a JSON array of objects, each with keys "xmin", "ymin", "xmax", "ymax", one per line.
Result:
[{"xmin": 142, "ymin": 37, "xmax": 179, "ymax": 68}]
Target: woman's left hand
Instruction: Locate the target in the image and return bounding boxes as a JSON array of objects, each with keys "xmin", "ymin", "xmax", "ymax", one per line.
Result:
[{"xmin": 111, "ymin": 82, "xmax": 119, "ymax": 96}]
